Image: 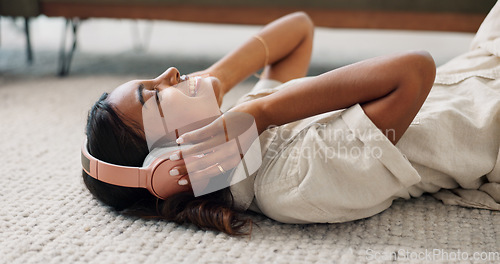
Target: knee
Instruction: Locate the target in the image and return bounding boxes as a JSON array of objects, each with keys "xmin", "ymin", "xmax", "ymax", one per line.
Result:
[
  {"xmin": 398, "ymin": 51, "xmax": 436, "ymax": 101},
  {"xmin": 407, "ymin": 51, "xmax": 436, "ymax": 95}
]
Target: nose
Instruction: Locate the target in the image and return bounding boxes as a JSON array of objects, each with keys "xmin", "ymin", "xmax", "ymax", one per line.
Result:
[{"xmin": 155, "ymin": 67, "xmax": 181, "ymax": 86}]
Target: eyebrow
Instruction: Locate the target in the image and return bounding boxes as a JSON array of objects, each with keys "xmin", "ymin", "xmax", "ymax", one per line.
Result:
[{"xmin": 137, "ymin": 83, "xmax": 145, "ymax": 106}]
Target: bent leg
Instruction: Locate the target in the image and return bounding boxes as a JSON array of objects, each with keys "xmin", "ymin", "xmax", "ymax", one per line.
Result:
[{"xmin": 361, "ymin": 52, "xmax": 436, "ymax": 144}]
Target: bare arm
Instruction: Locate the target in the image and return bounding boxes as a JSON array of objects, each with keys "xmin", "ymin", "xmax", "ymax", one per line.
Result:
[
  {"xmin": 232, "ymin": 51, "xmax": 436, "ymax": 144},
  {"xmin": 190, "ymin": 12, "xmax": 314, "ymax": 97}
]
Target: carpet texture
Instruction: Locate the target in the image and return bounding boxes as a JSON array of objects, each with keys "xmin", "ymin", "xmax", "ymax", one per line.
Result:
[{"xmin": 0, "ymin": 72, "xmax": 499, "ymax": 264}]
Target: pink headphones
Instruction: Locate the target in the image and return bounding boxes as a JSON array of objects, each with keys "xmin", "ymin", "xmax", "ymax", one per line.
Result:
[{"xmin": 81, "ymin": 139, "xmax": 192, "ymax": 199}]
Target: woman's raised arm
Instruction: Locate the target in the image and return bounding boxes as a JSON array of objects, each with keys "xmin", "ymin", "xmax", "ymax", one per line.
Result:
[
  {"xmin": 233, "ymin": 51, "xmax": 436, "ymax": 144},
  {"xmin": 190, "ymin": 12, "xmax": 314, "ymax": 98}
]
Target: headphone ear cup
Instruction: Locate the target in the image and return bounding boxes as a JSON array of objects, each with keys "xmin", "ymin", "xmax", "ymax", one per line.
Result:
[
  {"xmin": 151, "ymin": 158, "xmax": 191, "ymax": 199},
  {"xmin": 142, "ymin": 146, "xmax": 179, "ymax": 167}
]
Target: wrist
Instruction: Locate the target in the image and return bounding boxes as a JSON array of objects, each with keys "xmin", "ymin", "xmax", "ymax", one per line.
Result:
[
  {"xmin": 229, "ymin": 99, "xmax": 270, "ymax": 135},
  {"xmin": 206, "ymin": 65, "xmax": 235, "ymax": 96},
  {"xmin": 188, "ymin": 69, "xmax": 226, "ymax": 106}
]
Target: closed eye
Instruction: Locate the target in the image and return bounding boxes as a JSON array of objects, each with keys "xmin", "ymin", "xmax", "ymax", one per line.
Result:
[
  {"xmin": 155, "ymin": 89, "xmax": 160, "ymax": 101},
  {"xmin": 137, "ymin": 83, "xmax": 145, "ymax": 106}
]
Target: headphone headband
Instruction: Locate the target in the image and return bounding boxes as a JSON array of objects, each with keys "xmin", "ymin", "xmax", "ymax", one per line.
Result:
[
  {"xmin": 81, "ymin": 139, "xmax": 146, "ymax": 188},
  {"xmin": 81, "ymin": 138, "xmax": 191, "ymax": 199}
]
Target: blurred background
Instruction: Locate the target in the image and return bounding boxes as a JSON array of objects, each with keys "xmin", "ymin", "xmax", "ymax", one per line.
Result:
[{"xmin": 1, "ymin": 15, "xmax": 474, "ymax": 82}]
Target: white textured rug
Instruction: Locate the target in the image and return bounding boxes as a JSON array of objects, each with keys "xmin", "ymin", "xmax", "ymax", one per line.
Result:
[{"xmin": 1, "ymin": 71, "xmax": 499, "ymax": 263}]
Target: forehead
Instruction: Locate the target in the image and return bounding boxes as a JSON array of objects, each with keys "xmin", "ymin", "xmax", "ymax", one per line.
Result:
[
  {"xmin": 107, "ymin": 80, "xmax": 143, "ymax": 126},
  {"xmin": 107, "ymin": 80, "xmax": 138, "ymax": 103}
]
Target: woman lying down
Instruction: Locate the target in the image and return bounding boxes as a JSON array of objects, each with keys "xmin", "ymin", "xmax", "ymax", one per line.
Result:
[{"xmin": 81, "ymin": 5, "xmax": 500, "ymax": 236}]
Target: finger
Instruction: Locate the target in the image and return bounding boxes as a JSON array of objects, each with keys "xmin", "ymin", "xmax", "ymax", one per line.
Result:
[
  {"xmin": 185, "ymin": 144, "xmax": 242, "ymax": 174},
  {"xmin": 177, "ymin": 175, "xmax": 191, "ymax": 186},
  {"xmin": 169, "ymin": 164, "xmax": 187, "ymax": 177},
  {"xmin": 190, "ymin": 157, "xmax": 241, "ymax": 186},
  {"xmin": 177, "ymin": 125, "xmax": 216, "ymax": 144},
  {"xmin": 169, "ymin": 151, "xmax": 209, "ymax": 175},
  {"xmin": 177, "ymin": 117, "xmax": 225, "ymax": 145},
  {"xmin": 170, "ymin": 130, "xmax": 232, "ymax": 161},
  {"xmin": 184, "ymin": 150, "xmax": 224, "ymax": 173},
  {"xmin": 180, "ymin": 134, "xmax": 226, "ymax": 157},
  {"xmin": 168, "ymin": 150, "xmax": 183, "ymax": 161},
  {"xmin": 189, "ymin": 162, "xmax": 227, "ymax": 183},
  {"xmin": 169, "ymin": 147, "xmax": 209, "ymax": 161}
]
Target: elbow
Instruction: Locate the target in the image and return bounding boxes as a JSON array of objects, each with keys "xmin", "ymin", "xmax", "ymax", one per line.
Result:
[
  {"xmin": 291, "ymin": 11, "xmax": 315, "ymax": 36},
  {"xmin": 297, "ymin": 11, "xmax": 314, "ymax": 26}
]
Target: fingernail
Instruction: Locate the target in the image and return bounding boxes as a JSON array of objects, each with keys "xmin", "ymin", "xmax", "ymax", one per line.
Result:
[
  {"xmin": 178, "ymin": 179, "xmax": 188, "ymax": 186},
  {"xmin": 169, "ymin": 169, "xmax": 179, "ymax": 176},
  {"xmin": 176, "ymin": 137, "xmax": 184, "ymax": 144},
  {"xmin": 170, "ymin": 153, "xmax": 180, "ymax": 161}
]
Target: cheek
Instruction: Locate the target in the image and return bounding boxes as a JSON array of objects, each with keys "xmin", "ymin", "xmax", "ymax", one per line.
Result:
[
  {"xmin": 161, "ymin": 94, "xmax": 220, "ymax": 132},
  {"xmin": 175, "ymin": 98, "xmax": 215, "ymax": 120}
]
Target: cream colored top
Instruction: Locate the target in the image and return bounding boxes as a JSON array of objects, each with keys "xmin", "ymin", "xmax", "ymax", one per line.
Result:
[{"xmin": 230, "ymin": 78, "xmax": 422, "ymax": 223}]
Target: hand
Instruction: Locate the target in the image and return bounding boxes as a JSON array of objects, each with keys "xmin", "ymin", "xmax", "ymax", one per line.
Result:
[{"xmin": 168, "ymin": 111, "xmax": 261, "ymax": 193}]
